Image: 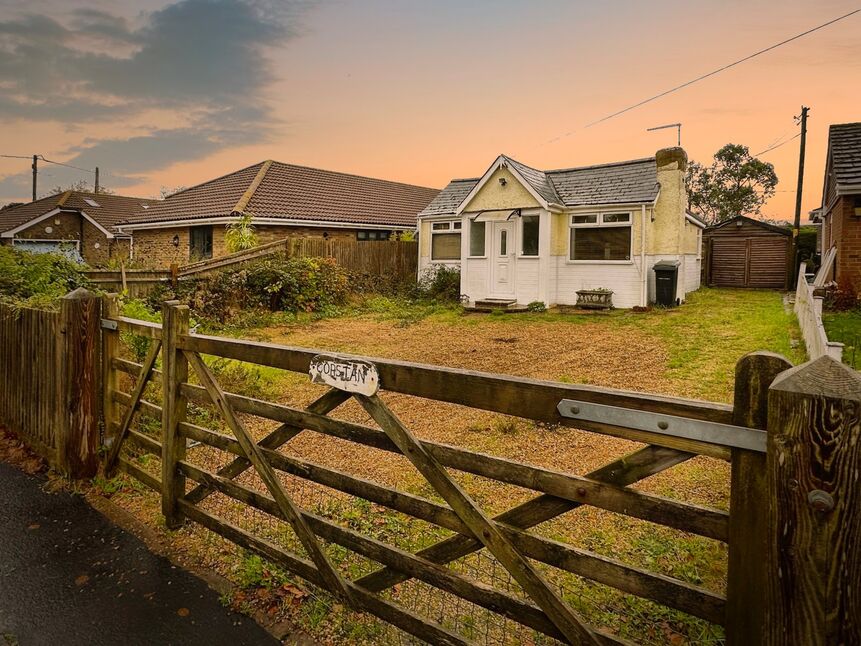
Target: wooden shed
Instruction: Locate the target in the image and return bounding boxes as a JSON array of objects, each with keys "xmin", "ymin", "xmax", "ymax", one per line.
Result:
[{"xmin": 702, "ymin": 216, "xmax": 791, "ymax": 289}]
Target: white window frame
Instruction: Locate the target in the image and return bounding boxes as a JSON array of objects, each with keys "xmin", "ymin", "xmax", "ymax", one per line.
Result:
[
  {"xmin": 518, "ymin": 212, "xmax": 541, "ymax": 258},
  {"xmin": 567, "ymin": 211, "xmax": 634, "ymax": 264},
  {"xmin": 429, "ymin": 219, "xmax": 462, "ymax": 262},
  {"xmin": 467, "ymin": 219, "xmax": 487, "ymax": 259}
]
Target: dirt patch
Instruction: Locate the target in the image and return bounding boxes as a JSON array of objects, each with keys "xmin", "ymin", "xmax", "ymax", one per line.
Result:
[{"xmin": 0, "ymin": 426, "xmax": 47, "ymax": 475}]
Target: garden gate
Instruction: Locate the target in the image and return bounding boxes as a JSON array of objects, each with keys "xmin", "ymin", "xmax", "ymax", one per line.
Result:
[{"xmin": 99, "ymin": 296, "xmax": 860, "ymax": 645}]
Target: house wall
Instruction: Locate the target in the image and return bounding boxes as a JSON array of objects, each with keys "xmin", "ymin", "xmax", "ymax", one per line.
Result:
[
  {"xmin": 829, "ymin": 195, "xmax": 861, "ymax": 289},
  {"xmin": 5, "ymin": 211, "xmax": 127, "ymax": 266},
  {"xmin": 131, "ymin": 223, "xmax": 380, "ymax": 268},
  {"xmin": 462, "ymin": 167, "xmax": 542, "ymax": 212},
  {"xmin": 650, "ymin": 148, "xmax": 688, "ymax": 256}
]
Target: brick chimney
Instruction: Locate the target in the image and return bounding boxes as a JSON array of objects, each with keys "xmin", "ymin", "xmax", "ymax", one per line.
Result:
[{"xmin": 653, "ymin": 147, "xmax": 688, "ymax": 254}]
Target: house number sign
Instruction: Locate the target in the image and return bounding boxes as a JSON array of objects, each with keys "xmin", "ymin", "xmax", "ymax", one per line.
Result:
[{"xmin": 309, "ymin": 354, "xmax": 379, "ymax": 396}]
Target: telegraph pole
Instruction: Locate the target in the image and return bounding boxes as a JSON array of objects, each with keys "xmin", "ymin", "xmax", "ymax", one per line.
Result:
[
  {"xmin": 789, "ymin": 106, "xmax": 809, "ymax": 286},
  {"xmin": 31, "ymin": 154, "xmax": 38, "ymax": 201},
  {"xmin": 793, "ymin": 106, "xmax": 809, "ymax": 232},
  {"xmin": 94, "ymin": 167, "xmax": 100, "ymax": 194}
]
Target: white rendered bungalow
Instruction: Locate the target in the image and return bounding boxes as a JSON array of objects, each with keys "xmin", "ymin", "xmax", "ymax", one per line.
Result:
[{"xmin": 417, "ymin": 147, "xmax": 704, "ymax": 309}]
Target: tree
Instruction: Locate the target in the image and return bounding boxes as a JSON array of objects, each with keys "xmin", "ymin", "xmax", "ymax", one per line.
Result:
[
  {"xmin": 47, "ymin": 180, "xmax": 114, "ymax": 195},
  {"xmin": 224, "ymin": 212, "xmax": 259, "ymax": 253},
  {"xmin": 686, "ymin": 144, "xmax": 778, "ymax": 225}
]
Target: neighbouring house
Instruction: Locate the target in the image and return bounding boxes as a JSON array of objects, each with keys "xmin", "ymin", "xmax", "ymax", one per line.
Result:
[
  {"xmin": 810, "ymin": 122, "xmax": 861, "ymax": 290},
  {"xmin": 118, "ymin": 160, "xmax": 439, "ymax": 267},
  {"xmin": 702, "ymin": 216, "xmax": 791, "ymax": 289},
  {"xmin": 0, "ymin": 191, "xmax": 157, "ymax": 266},
  {"xmin": 417, "ymin": 147, "xmax": 704, "ymax": 309}
]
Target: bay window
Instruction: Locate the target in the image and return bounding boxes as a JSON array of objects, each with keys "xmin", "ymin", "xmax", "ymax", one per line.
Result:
[
  {"xmin": 569, "ymin": 212, "xmax": 632, "ymax": 262},
  {"xmin": 469, "ymin": 220, "xmax": 486, "ymax": 257},
  {"xmin": 430, "ymin": 220, "xmax": 462, "ymax": 260},
  {"xmin": 521, "ymin": 214, "xmax": 539, "ymax": 256}
]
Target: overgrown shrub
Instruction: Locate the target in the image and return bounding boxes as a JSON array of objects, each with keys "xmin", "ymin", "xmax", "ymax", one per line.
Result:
[
  {"xmin": 151, "ymin": 255, "xmax": 349, "ymax": 323},
  {"xmin": 527, "ymin": 301, "xmax": 547, "ymax": 313},
  {"xmin": 826, "ymin": 276, "xmax": 859, "ymax": 312},
  {"xmin": 0, "ymin": 246, "xmax": 89, "ymax": 306},
  {"xmin": 412, "ymin": 265, "xmax": 461, "ymax": 302}
]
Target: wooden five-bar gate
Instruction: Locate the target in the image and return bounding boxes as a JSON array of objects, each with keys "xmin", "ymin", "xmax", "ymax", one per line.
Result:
[{"xmin": 1, "ymin": 289, "xmax": 859, "ymax": 644}]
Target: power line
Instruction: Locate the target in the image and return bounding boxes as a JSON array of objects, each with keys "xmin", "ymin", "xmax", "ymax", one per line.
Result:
[
  {"xmin": 0, "ymin": 154, "xmax": 34, "ymax": 160},
  {"xmin": 755, "ymin": 132, "xmax": 801, "ymax": 156},
  {"xmin": 544, "ymin": 8, "xmax": 859, "ymax": 145},
  {"xmin": 38, "ymin": 156, "xmax": 94, "ymax": 174}
]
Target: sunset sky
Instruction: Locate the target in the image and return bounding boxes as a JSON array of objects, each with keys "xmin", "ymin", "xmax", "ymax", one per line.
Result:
[{"xmin": 0, "ymin": 0, "xmax": 859, "ymax": 221}]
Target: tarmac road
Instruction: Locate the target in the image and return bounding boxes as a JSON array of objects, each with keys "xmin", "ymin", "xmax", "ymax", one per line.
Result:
[{"xmin": 0, "ymin": 461, "xmax": 279, "ymax": 646}]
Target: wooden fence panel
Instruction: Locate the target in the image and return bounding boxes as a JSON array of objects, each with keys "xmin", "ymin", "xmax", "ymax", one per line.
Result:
[{"xmin": 0, "ymin": 302, "xmax": 60, "ymax": 463}]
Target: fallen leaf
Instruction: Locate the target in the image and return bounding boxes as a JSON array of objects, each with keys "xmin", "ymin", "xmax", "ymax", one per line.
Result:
[
  {"xmin": 74, "ymin": 574, "xmax": 89, "ymax": 586},
  {"xmin": 177, "ymin": 608, "xmax": 190, "ymax": 617}
]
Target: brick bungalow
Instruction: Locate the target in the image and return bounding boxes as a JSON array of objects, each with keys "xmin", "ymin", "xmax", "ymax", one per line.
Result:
[
  {"xmin": 0, "ymin": 191, "xmax": 157, "ymax": 266},
  {"xmin": 119, "ymin": 160, "xmax": 440, "ymax": 267},
  {"xmin": 812, "ymin": 122, "xmax": 861, "ymax": 289}
]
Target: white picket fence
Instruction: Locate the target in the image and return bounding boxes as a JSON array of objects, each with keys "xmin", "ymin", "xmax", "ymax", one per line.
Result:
[{"xmin": 794, "ymin": 257, "xmax": 843, "ymax": 361}]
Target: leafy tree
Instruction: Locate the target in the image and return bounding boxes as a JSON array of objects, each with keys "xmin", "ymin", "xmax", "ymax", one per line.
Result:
[
  {"xmin": 224, "ymin": 212, "xmax": 259, "ymax": 253},
  {"xmin": 686, "ymin": 144, "xmax": 778, "ymax": 225},
  {"xmin": 47, "ymin": 179, "xmax": 114, "ymax": 195}
]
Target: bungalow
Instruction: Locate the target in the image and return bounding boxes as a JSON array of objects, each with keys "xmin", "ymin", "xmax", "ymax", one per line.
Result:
[
  {"xmin": 417, "ymin": 147, "xmax": 704, "ymax": 309},
  {"xmin": 119, "ymin": 160, "xmax": 440, "ymax": 267},
  {"xmin": 811, "ymin": 122, "xmax": 861, "ymax": 290},
  {"xmin": 0, "ymin": 191, "xmax": 156, "ymax": 266}
]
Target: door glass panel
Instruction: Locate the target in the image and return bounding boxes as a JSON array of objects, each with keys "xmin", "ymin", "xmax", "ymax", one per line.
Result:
[{"xmin": 499, "ymin": 229, "xmax": 507, "ymax": 256}]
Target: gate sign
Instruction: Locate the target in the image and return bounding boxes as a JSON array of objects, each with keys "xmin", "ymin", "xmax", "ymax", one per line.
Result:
[{"xmin": 309, "ymin": 354, "xmax": 379, "ymax": 396}]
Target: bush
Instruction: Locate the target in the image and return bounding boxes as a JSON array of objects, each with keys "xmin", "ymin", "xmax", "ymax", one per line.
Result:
[
  {"xmin": 152, "ymin": 255, "xmax": 349, "ymax": 323},
  {"xmin": 827, "ymin": 276, "xmax": 859, "ymax": 312},
  {"xmin": 0, "ymin": 246, "xmax": 89, "ymax": 305},
  {"xmin": 121, "ymin": 298, "xmax": 162, "ymax": 362},
  {"xmin": 413, "ymin": 265, "xmax": 461, "ymax": 302},
  {"xmin": 527, "ymin": 301, "xmax": 547, "ymax": 313}
]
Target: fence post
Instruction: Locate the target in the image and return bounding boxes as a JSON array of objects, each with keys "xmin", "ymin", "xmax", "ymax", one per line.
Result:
[
  {"xmin": 161, "ymin": 300, "xmax": 189, "ymax": 529},
  {"xmin": 57, "ymin": 288, "xmax": 101, "ymax": 478},
  {"xmin": 726, "ymin": 351, "xmax": 792, "ymax": 644},
  {"xmin": 101, "ymin": 294, "xmax": 121, "ymax": 455},
  {"xmin": 765, "ymin": 355, "xmax": 861, "ymax": 644}
]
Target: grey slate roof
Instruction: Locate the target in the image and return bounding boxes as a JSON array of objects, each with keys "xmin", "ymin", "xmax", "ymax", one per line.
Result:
[
  {"xmin": 420, "ymin": 156, "xmax": 660, "ymax": 216},
  {"xmin": 828, "ymin": 122, "xmax": 861, "ymax": 194}
]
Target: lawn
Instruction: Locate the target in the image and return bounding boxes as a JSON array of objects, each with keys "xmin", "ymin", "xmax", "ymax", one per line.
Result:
[
  {"xmin": 107, "ymin": 287, "xmax": 803, "ymax": 645},
  {"xmin": 823, "ymin": 309, "xmax": 861, "ymax": 369}
]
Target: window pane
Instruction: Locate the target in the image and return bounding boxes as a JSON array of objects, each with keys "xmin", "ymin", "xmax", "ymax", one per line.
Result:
[
  {"xmin": 603, "ymin": 213, "xmax": 631, "ymax": 223},
  {"xmin": 452, "ymin": 222, "xmax": 462, "ymax": 230},
  {"xmin": 570, "ymin": 226, "xmax": 631, "ymax": 261},
  {"xmin": 499, "ymin": 229, "xmax": 507, "ymax": 256},
  {"xmin": 190, "ymin": 225, "xmax": 213, "ymax": 259},
  {"xmin": 522, "ymin": 215, "xmax": 539, "ymax": 255},
  {"xmin": 357, "ymin": 231, "xmax": 368, "ymax": 240},
  {"xmin": 431, "ymin": 233, "xmax": 461, "ymax": 260},
  {"xmin": 470, "ymin": 221, "xmax": 486, "ymax": 256},
  {"xmin": 572, "ymin": 214, "xmax": 598, "ymax": 224},
  {"xmin": 432, "ymin": 222, "xmax": 450, "ymax": 231}
]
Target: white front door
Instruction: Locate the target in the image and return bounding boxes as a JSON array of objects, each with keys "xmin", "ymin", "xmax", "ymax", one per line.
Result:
[{"xmin": 490, "ymin": 221, "xmax": 515, "ymax": 297}]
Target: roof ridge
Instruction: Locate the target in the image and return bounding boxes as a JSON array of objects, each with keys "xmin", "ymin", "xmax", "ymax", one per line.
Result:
[
  {"xmin": 546, "ymin": 157, "xmax": 656, "ymax": 174},
  {"xmin": 165, "ymin": 161, "xmax": 267, "ymax": 200},
  {"xmin": 501, "ymin": 154, "xmax": 546, "ymax": 176},
  {"xmin": 56, "ymin": 190, "xmax": 72, "ymax": 206},
  {"xmin": 233, "ymin": 159, "xmax": 273, "ymax": 214}
]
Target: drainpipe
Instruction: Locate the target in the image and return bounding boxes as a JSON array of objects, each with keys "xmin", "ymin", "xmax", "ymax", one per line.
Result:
[{"xmin": 640, "ymin": 204, "xmax": 647, "ymax": 307}]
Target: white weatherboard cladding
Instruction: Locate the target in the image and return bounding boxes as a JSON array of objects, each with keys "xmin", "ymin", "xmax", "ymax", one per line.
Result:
[
  {"xmin": 464, "ymin": 258, "xmax": 489, "ymax": 301},
  {"xmin": 514, "ymin": 259, "xmax": 540, "ymax": 304},
  {"xmin": 684, "ymin": 255, "xmax": 701, "ymax": 293},
  {"xmin": 553, "ymin": 257, "xmax": 645, "ymax": 309}
]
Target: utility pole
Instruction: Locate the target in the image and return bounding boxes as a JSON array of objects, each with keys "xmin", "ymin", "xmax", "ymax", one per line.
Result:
[
  {"xmin": 94, "ymin": 167, "xmax": 100, "ymax": 194},
  {"xmin": 790, "ymin": 105, "xmax": 809, "ymax": 286},
  {"xmin": 31, "ymin": 154, "xmax": 38, "ymax": 202}
]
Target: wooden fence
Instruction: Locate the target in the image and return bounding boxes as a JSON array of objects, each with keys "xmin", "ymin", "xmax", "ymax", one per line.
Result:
[
  {"xmin": 82, "ymin": 239, "xmax": 419, "ymax": 297},
  {"xmin": 794, "ymin": 260, "xmax": 843, "ymax": 361},
  {"xmin": 0, "ymin": 289, "xmax": 100, "ymax": 476},
  {"xmin": 95, "ymin": 297, "xmax": 861, "ymax": 645},
  {"xmin": 82, "ymin": 268, "xmax": 171, "ymax": 298},
  {"xmin": 177, "ymin": 238, "xmax": 418, "ymax": 281}
]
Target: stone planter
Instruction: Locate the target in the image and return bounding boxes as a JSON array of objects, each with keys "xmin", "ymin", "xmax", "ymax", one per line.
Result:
[{"xmin": 576, "ymin": 289, "xmax": 613, "ymax": 310}]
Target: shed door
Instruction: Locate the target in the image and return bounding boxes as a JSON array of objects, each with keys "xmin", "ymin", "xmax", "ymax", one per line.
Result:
[{"xmin": 709, "ymin": 236, "xmax": 788, "ymax": 288}]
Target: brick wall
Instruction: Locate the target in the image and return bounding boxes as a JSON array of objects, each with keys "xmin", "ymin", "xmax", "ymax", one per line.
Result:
[
  {"xmin": 833, "ymin": 195, "xmax": 861, "ymax": 290},
  {"xmin": 6, "ymin": 211, "xmax": 128, "ymax": 267},
  {"xmin": 131, "ymin": 224, "xmax": 374, "ymax": 268}
]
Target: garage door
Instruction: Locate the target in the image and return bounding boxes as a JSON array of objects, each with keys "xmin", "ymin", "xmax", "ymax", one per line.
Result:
[
  {"xmin": 13, "ymin": 240, "xmax": 83, "ymax": 262},
  {"xmin": 709, "ymin": 237, "xmax": 788, "ymax": 288}
]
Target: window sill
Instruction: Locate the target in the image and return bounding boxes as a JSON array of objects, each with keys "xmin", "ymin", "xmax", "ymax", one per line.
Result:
[
  {"xmin": 566, "ymin": 260, "xmax": 634, "ymax": 265},
  {"xmin": 517, "ymin": 254, "xmax": 540, "ymax": 259},
  {"xmin": 467, "ymin": 255, "xmax": 487, "ymax": 260},
  {"xmin": 430, "ymin": 259, "xmax": 461, "ymax": 263}
]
